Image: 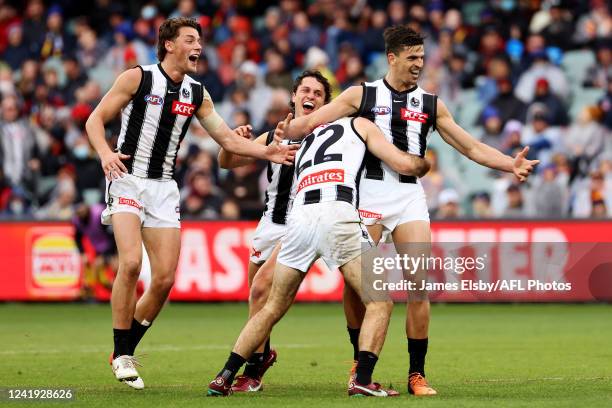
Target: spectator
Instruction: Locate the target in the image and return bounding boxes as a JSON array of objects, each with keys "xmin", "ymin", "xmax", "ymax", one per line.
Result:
[
  {"xmin": 232, "ymin": 60, "xmax": 273, "ymax": 130},
  {"xmin": 363, "ymin": 9, "xmax": 388, "ymax": 56},
  {"xmin": 61, "ymin": 55, "xmax": 89, "ymax": 105},
  {"xmin": 221, "ymin": 199, "xmax": 241, "ymax": 220},
  {"xmin": 572, "ymin": 170, "xmax": 612, "ymax": 218},
  {"xmin": 170, "ymin": 0, "xmax": 201, "ymax": 20},
  {"xmin": 40, "ymin": 5, "xmax": 73, "ymax": 60},
  {"xmin": 1, "ymin": 24, "xmax": 32, "ymax": 71},
  {"xmin": 503, "ymin": 184, "xmax": 526, "ymax": 218},
  {"xmin": 479, "ymin": 106, "xmax": 504, "ymax": 150},
  {"xmin": 500, "ymin": 120, "xmax": 524, "ymax": 156},
  {"xmin": 528, "ymin": 77, "xmax": 569, "ymax": 127},
  {"xmin": 192, "ymin": 55, "xmax": 224, "ymax": 102},
  {"xmin": 532, "ymin": 164, "xmax": 567, "ymax": 218},
  {"xmin": 264, "ymin": 48, "xmax": 293, "ymax": 92},
  {"xmin": 436, "ymin": 188, "xmax": 461, "ymax": 219},
  {"xmin": 0, "ymin": 95, "xmax": 40, "ymax": 201},
  {"xmin": 181, "ymin": 170, "xmax": 224, "ymax": 220},
  {"xmin": 515, "ymin": 50, "xmax": 569, "ymax": 103},
  {"xmin": 220, "ymin": 163, "xmax": 263, "ymax": 219},
  {"xmin": 540, "ymin": 2, "xmax": 575, "ymax": 50},
  {"xmin": 564, "ymin": 105, "xmax": 608, "ymax": 178},
  {"xmin": 584, "ymin": 39, "xmax": 612, "ymax": 89},
  {"xmin": 521, "ymin": 107, "xmax": 561, "ymax": 166},
  {"xmin": 21, "ymin": 0, "xmax": 46, "ymax": 57},
  {"xmin": 470, "ymin": 191, "xmax": 493, "ymax": 218},
  {"xmin": 482, "ymin": 78, "xmax": 526, "ymax": 127},
  {"xmin": 35, "ymin": 165, "xmax": 76, "ymax": 220},
  {"xmin": 289, "ymin": 11, "xmax": 320, "ymax": 55}
]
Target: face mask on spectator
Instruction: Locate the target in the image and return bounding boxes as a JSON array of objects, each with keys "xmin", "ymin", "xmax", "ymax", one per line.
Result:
[{"xmin": 73, "ymin": 145, "xmax": 89, "ymax": 159}]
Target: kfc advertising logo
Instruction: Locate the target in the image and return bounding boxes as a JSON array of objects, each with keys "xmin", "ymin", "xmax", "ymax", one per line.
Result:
[
  {"xmin": 172, "ymin": 100, "xmax": 196, "ymax": 116},
  {"xmin": 297, "ymin": 169, "xmax": 345, "ymax": 192},
  {"xmin": 400, "ymin": 108, "xmax": 428, "ymax": 123}
]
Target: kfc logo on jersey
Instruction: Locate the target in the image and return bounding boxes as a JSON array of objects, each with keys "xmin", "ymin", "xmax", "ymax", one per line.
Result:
[
  {"xmin": 371, "ymin": 106, "xmax": 391, "ymax": 115},
  {"xmin": 144, "ymin": 94, "xmax": 164, "ymax": 105},
  {"xmin": 172, "ymin": 100, "xmax": 196, "ymax": 116},
  {"xmin": 118, "ymin": 197, "xmax": 142, "ymax": 209},
  {"xmin": 297, "ymin": 169, "xmax": 344, "ymax": 192},
  {"xmin": 400, "ymin": 108, "xmax": 428, "ymax": 123}
]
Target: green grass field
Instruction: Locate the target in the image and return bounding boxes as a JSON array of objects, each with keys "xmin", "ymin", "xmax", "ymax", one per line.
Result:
[{"xmin": 1, "ymin": 303, "xmax": 611, "ymax": 407}]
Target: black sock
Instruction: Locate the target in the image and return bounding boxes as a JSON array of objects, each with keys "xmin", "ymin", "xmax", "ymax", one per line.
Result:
[
  {"xmin": 243, "ymin": 353, "xmax": 264, "ymax": 378},
  {"xmin": 263, "ymin": 338, "xmax": 271, "ymax": 358},
  {"xmin": 113, "ymin": 328, "xmax": 131, "ymax": 357},
  {"xmin": 347, "ymin": 327, "xmax": 360, "ymax": 361},
  {"xmin": 128, "ymin": 319, "xmax": 151, "ymax": 355},
  {"xmin": 408, "ymin": 338, "xmax": 428, "ymax": 377},
  {"xmin": 217, "ymin": 352, "xmax": 247, "ymax": 384},
  {"xmin": 355, "ymin": 351, "xmax": 378, "ymax": 385}
]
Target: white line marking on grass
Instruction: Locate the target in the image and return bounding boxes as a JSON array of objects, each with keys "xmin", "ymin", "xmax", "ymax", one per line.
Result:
[
  {"xmin": 0, "ymin": 343, "xmax": 317, "ymax": 355},
  {"xmin": 465, "ymin": 376, "xmax": 611, "ymax": 383}
]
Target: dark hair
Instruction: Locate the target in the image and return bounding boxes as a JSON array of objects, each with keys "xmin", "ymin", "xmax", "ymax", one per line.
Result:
[
  {"xmin": 157, "ymin": 17, "xmax": 201, "ymax": 62},
  {"xmin": 383, "ymin": 25, "xmax": 425, "ymax": 55},
  {"xmin": 289, "ymin": 70, "xmax": 331, "ymax": 112}
]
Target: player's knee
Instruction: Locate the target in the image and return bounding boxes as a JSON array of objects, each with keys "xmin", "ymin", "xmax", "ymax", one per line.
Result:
[
  {"xmin": 119, "ymin": 257, "xmax": 141, "ymax": 277},
  {"xmin": 151, "ymin": 274, "xmax": 175, "ymax": 294},
  {"xmin": 366, "ymin": 300, "xmax": 394, "ymax": 315},
  {"xmin": 249, "ymin": 281, "xmax": 270, "ymax": 305}
]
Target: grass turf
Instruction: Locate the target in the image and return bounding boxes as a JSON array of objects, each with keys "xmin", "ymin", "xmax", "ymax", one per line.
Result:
[{"xmin": 0, "ymin": 303, "xmax": 611, "ymax": 407}]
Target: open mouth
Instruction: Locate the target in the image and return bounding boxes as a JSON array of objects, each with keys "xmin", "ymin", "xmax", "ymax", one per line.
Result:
[
  {"xmin": 188, "ymin": 54, "xmax": 199, "ymax": 63},
  {"xmin": 302, "ymin": 101, "xmax": 315, "ymax": 113}
]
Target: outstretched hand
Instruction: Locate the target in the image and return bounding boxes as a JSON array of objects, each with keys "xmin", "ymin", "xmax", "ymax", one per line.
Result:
[{"xmin": 513, "ymin": 146, "xmax": 539, "ymax": 182}]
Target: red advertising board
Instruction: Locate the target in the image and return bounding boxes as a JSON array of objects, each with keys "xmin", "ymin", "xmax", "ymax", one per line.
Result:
[{"xmin": 0, "ymin": 220, "xmax": 610, "ymax": 302}]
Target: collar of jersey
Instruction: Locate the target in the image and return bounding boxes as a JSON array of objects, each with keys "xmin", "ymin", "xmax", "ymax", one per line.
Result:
[
  {"xmin": 157, "ymin": 63, "xmax": 182, "ymax": 87},
  {"xmin": 383, "ymin": 78, "xmax": 417, "ymax": 95}
]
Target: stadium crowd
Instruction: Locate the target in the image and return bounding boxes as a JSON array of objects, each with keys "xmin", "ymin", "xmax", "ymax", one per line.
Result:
[{"xmin": 0, "ymin": 0, "xmax": 610, "ymax": 221}]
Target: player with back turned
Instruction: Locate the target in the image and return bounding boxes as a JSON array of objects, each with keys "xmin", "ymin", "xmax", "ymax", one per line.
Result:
[
  {"xmin": 85, "ymin": 17, "xmax": 296, "ymax": 390},
  {"xmin": 216, "ymin": 70, "xmax": 332, "ymax": 392},
  {"xmin": 279, "ymin": 25, "xmax": 539, "ymax": 396}
]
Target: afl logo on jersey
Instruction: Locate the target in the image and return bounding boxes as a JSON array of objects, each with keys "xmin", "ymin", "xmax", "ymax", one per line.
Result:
[
  {"xmin": 144, "ymin": 94, "xmax": 164, "ymax": 105},
  {"xmin": 371, "ymin": 106, "xmax": 391, "ymax": 115}
]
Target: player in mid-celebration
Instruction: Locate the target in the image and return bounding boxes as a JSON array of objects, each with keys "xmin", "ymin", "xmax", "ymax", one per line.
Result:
[
  {"xmin": 216, "ymin": 70, "xmax": 331, "ymax": 392},
  {"xmin": 86, "ymin": 17, "xmax": 296, "ymax": 390},
  {"xmin": 207, "ymin": 114, "xmax": 430, "ymax": 397},
  {"xmin": 279, "ymin": 25, "xmax": 539, "ymax": 396}
]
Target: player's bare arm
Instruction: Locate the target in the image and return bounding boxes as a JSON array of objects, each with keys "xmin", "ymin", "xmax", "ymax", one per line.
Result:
[
  {"xmin": 86, "ymin": 67, "xmax": 141, "ymax": 180},
  {"xmin": 284, "ymin": 85, "xmax": 362, "ymax": 140},
  {"xmin": 196, "ymin": 100, "xmax": 297, "ymax": 165},
  {"xmin": 218, "ymin": 129, "xmax": 269, "ymax": 169},
  {"xmin": 436, "ymin": 98, "xmax": 539, "ymax": 182},
  {"xmin": 355, "ymin": 117, "xmax": 430, "ymax": 177}
]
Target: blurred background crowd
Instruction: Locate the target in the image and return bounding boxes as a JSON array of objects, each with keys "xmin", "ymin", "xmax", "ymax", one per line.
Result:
[{"xmin": 0, "ymin": 0, "xmax": 611, "ymax": 222}]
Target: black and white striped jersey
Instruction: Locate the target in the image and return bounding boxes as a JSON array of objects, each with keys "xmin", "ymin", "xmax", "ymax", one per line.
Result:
[
  {"xmin": 292, "ymin": 117, "xmax": 366, "ymax": 208},
  {"xmin": 262, "ymin": 130, "xmax": 299, "ymax": 225},
  {"xmin": 356, "ymin": 78, "xmax": 437, "ymax": 184},
  {"xmin": 117, "ymin": 63, "xmax": 205, "ymax": 180}
]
